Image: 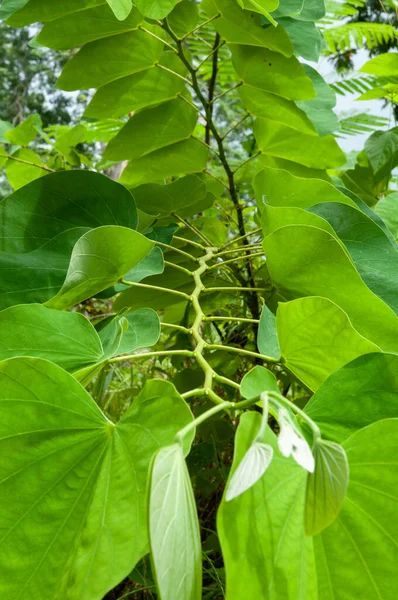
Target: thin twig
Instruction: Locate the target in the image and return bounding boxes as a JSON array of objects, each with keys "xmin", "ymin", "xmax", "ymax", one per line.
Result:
[
  {"xmin": 161, "ymin": 322, "xmax": 192, "ymax": 334},
  {"xmin": 173, "ymin": 234, "xmax": 206, "ymax": 250},
  {"xmin": 221, "ymin": 113, "xmax": 251, "ymax": 141},
  {"xmin": 108, "ymin": 349, "xmax": 195, "ymax": 363},
  {"xmin": 138, "ymin": 25, "xmax": 177, "ymax": 52},
  {"xmin": 155, "ymin": 62, "xmax": 193, "ymax": 87},
  {"xmin": 173, "ymin": 212, "xmax": 213, "ymax": 246},
  {"xmin": 155, "ymin": 240, "xmax": 198, "ymax": 261},
  {"xmin": 121, "ymin": 279, "xmax": 191, "ymax": 300},
  {"xmin": 221, "ymin": 227, "xmax": 262, "ymax": 249},
  {"xmin": 208, "ymin": 252, "xmax": 264, "ymax": 269},
  {"xmin": 204, "ymin": 316, "xmax": 260, "ymax": 324},
  {"xmin": 181, "ymin": 13, "xmax": 221, "ymax": 40},
  {"xmin": 232, "ymin": 151, "xmax": 261, "ymax": 174},
  {"xmin": 0, "ymin": 153, "xmax": 55, "ymax": 172},
  {"xmin": 211, "ymin": 82, "xmax": 243, "ymax": 104}
]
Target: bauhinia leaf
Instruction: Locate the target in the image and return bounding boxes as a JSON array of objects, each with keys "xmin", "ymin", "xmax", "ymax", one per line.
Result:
[
  {"xmin": 226, "ymin": 441, "xmax": 274, "ymax": 501},
  {"xmin": 305, "ymin": 439, "xmax": 349, "ymax": 536},
  {"xmin": 257, "ymin": 302, "xmax": 281, "ymax": 359},
  {"xmin": 106, "ymin": 0, "xmax": 133, "ymax": 21},
  {"xmin": 240, "ymin": 365, "xmax": 279, "ymax": 398},
  {"xmin": 149, "ymin": 444, "xmax": 202, "ymax": 600}
]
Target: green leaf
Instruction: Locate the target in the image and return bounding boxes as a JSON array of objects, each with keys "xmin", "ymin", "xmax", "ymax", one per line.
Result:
[
  {"xmin": 310, "ymin": 202, "xmax": 398, "ymax": 313},
  {"xmin": 0, "ymin": 303, "xmax": 102, "ymax": 370},
  {"xmin": 305, "ymin": 352, "xmax": 398, "ymax": 443},
  {"xmin": 167, "ymin": 0, "xmax": 199, "ymax": 38},
  {"xmin": 5, "ymin": 148, "xmax": 46, "ymax": 189},
  {"xmin": 230, "ymin": 44, "xmax": 316, "ymax": 101},
  {"xmin": 0, "ymin": 119, "xmax": 13, "ymax": 142},
  {"xmin": 132, "ymin": 175, "xmax": 207, "ymax": 216},
  {"xmin": 360, "ymin": 52, "xmax": 398, "ymax": 77},
  {"xmin": 5, "ymin": 113, "xmax": 41, "ymax": 145},
  {"xmin": 37, "ymin": 4, "xmax": 143, "ymax": 50},
  {"xmin": 316, "ymin": 419, "xmax": 398, "ymax": 600},
  {"xmin": 254, "ymin": 118, "xmax": 345, "ymax": 168},
  {"xmin": 134, "ymin": 0, "xmax": 179, "ymax": 19},
  {"xmin": 204, "ymin": 0, "xmax": 293, "ymax": 56},
  {"xmin": 364, "ymin": 127, "xmax": 398, "ymax": 182},
  {"xmin": 104, "ymin": 98, "xmax": 197, "ymax": 161},
  {"xmin": 278, "ymin": 17, "xmax": 323, "ymax": 62},
  {"xmin": 120, "ymin": 138, "xmax": 209, "ymax": 188},
  {"xmin": 305, "ymin": 439, "xmax": 349, "ymax": 535},
  {"xmin": 85, "ymin": 52, "xmax": 187, "ymax": 120},
  {"xmin": 257, "ymin": 303, "xmax": 281, "ymax": 359},
  {"xmin": 218, "ymin": 412, "xmax": 317, "ymax": 600},
  {"xmin": 0, "ymin": 0, "xmax": 29, "ymax": 20},
  {"xmin": 106, "ymin": 0, "xmax": 133, "ymax": 20},
  {"xmin": 225, "ymin": 441, "xmax": 274, "ymax": 501},
  {"xmin": 276, "ymin": 296, "xmax": 380, "ymax": 390},
  {"xmin": 0, "ymin": 360, "xmax": 194, "ymax": 600},
  {"xmin": 263, "ymin": 224, "xmax": 398, "ymax": 351},
  {"xmin": 295, "ymin": 64, "xmax": 339, "ymax": 136},
  {"xmin": 374, "ymin": 192, "xmax": 398, "ymax": 240},
  {"xmin": 240, "ymin": 365, "xmax": 279, "ymax": 398},
  {"xmin": 242, "ymin": 0, "xmax": 279, "ymax": 14},
  {"xmin": 45, "ymin": 226, "xmax": 153, "ymax": 310},
  {"xmin": 272, "ymin": 0, "xmax": 305, "ymax": 18},
  {"xmin": 57, "ymin": 25, "xmax": 164, "ymax": 91},
  {"xmin": 260, "ymin": 203, "xmax": 336, "ymax": 237},
  {"xmin": 96, "ymin": 308, "xmax": 161, "ymax": 357},
  {"xmin": 239, "ymin": 85, "xmax": 316, "ymax": 135},
  {"xmin": 149, "ymin": 443, "xmax": 202, "ymax": 600},
  {"xmin": 7, "ymin": 0, "xmax": 105, "ymax": 26}
]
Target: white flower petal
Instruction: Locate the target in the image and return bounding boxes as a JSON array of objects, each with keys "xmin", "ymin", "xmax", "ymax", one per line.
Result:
[
  {"xmin": 277, "ymin": 407, "xmax": 296, "ymax": 457},
  {"xmin": 292, "ymin": 437, "xmax": 315, "ymax": 473}
]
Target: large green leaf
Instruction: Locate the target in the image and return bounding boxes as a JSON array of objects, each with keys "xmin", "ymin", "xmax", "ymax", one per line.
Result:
[
  {"xmin": 203, "ymin": 0, "xmax": 293, "ymax": 56},
  {"xmin": 360, "ymin": 52, "xmax": 398, "ymax": 77},
  {"xmin": 375, "ymin": 192, "xmax": 398, "ymax": 240},
  {"xmin": 230, "ymin": 44, "xmax": 316, "ymax": 101},
  {"xmin": 120, "ymin": 138, "xmax": 209, "ymax": 187},
  {"xmin": 0, "ymin": 359, "xmax": 194, "ymax": 600},
  {"xmin": 240, "ymin": 365, "xmax": 279, "ymax": 398},
  {"xmin": 37, "ymin": 4, "xmax": 143, "ymax": 49},
  {"xmin": 257, "ymin": 302, "xmax": 280, "ymax": 359},
  {"xmin": 104, "ymin": 98, "xmax": 197, "ymax": 161},
  {"xmin": 218, "ymin": 412, "xmax": 317, "ymax": 600},
  {"xmin": 0, "ymin": 0, "xmax": 29, "ymax": 20},
  {"xmin": 131, "ymin": 174, "xmax": 207, "ymax": 216},
  {"xmin": 263, "ymin": 224, "xmax": 398, "ymax": 351},
  {"xmin": 310, "ymin": 202, "xmax": 398, "ymax": 313},
  {"xmin": 254, "ymin": 118, "xmax": 345, "ymax": 168},
  {"xmin": 278, "ymin": 17, "xmax": 323, "ymax": 62},
  {"xmin": 305, "ymin": 352, "xmax": 398, "ymax": 443},
  {"xmin": 106, "ymin": 0, "xmax": 133, "ymax": 20},
  {"xmin": 364, "ymin": 127, "xmax": 398, "ymax": 182},
  {"xmin": 134, "ymin": 0, "xmax": 179, "ymax": 19},
  {"xmin": 85, "ymin": 52, "xmax": 187, "ymax": 119},
  {"xmin": 260, "ymin": 203, "xmax": 336, "ymax": 237},
  {"xmin": 45, "ymin": 226, "xmax": 153, "ymax": 310},
  {"xmin": 57, "ymin": 25, "xmax": 164, "ymax": 91},
  {"xmin": 7, "ymin": 0, "xmax": 104, "ymax": 26},
  {"xmin": 315, "ymin": 419, "xmax": 398, "ymax": 600},
  {"xmin": 167, "ymin": 0, "xmax": 199, "ymax": 37},
  {"xmin": 96, "ymin": 308, "xmax": 161, "ymax": 357},
  {"xmin": 149, "ymin": 444, "xmax": 202, "ymax": 600},
  {"xmin": 295, "ymin": 64, "xmax": 339, "ymax": 136},
  {"xmin": 277, "ymin": 296, "xmax": 380, "ymax": 390},
  {"xmin": 305, "ymin": 439, "xmax": 349, "ymax": 535}
]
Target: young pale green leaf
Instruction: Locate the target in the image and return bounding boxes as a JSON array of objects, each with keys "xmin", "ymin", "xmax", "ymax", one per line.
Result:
[
  {"xmin": 0, "ymin": 360, "xmax": 194, "ymax": 600},
  {"xmin": 37, "ymin": 4, "xmax": 143, "ymax": 50},
  {"xmin": 104, "ymin": 98, "xmax": 197, "ymax": 161},
  {"xmin": 226, "ymin": 441, "xmax": 274, "ymax": 501},
  {"xmin": 85, "ymin": 53, "xmax": 187, "ymax": 119},
  {"xmin": 230, "ymin": 44, "xmax": 316, "ymax": 101},
  {"xmin": 257, "ymin": 302, "xmax": 281, "ymax": 359},
  {"xmin": 240, "ymin": 365, "xmax": 279, "ymax": 398},
  {"xmin": 305, "ymin": 439, "xmax": 349, "ymax": 536},
  {"xmin": 45, "ymin": 226, "xmax": 153, "ymax": 310},
  {"xmin": 0, "ymin": 303, "xmax": 103, "ymax": 369},
  {"xmin": 149, "ymin": 444, "xmax": 202, "ymax": 600},
  {"xmin": 364, "ymin": 127, "xmax": 398, "ymax": 182},
  {"xmin": 374, "ymin": 192, "xmax": 398, "ymax": 240},
  {"xmin": 310, "ymin": 202, "xmax": 398, "ymax": 313},
  {"xmin": 134, "ymin": 0, "xmax": 179, "ymax": 19},
  {"xmin": 57, "ymin": 25, "xmax": 164, "ymax": 91},
  {"xmin": 96, "ymin": 308, "xmax": 161, "ymax": 358},
  {"xmin": 360, "ymin": 52, "xmax": 398, "ymax": 77},
  {"xmin": 277, "ymin": 296, "xmax": 380, "ymax": 390},
  {"xmin": 106, "ymin": 0, "xmax": 133, "ymax": 20},
  {"xmin": 316, "ymin": 419, "xmax": 398, "ymax": 600},
  {"xmin": 120, "ymin": 138, "xmax": 209, "ymax": 188},
  {"xmin": 305, "ymin": 352, "xmax": 398, "ymax": 443},
  {"xmin": 5, "ymin": 113, "xmax": 41, "ymax": 145},
  {"xmin": 218, "ymin": 412, "xmax": 317, "ymax": 600},
  {"xmin": 5, "ymin": 148, "xmax": 46, "ymax": 189},
  {"xmin": 264, "ymin": 224, "xmax": 398, "ymax": 351}
]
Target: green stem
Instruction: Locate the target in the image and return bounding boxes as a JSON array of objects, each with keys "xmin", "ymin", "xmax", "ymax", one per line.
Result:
[
  {"xmin": 221, "ymin": 227, "xmax": 262, "ymax": 249},
  {"xmin": 173, "ymin": 234, "xmax": 206, "ymax": 250},
  {"xmin": 172, "ymin": 212, "xmax": 213, "ymax": 246},
  {"xmin": 205, "ymin": 286, "xmax": 266, "ymax": 293},
  {"xmin": 139, "ymin": 25, "xmax": 177, "ymax": 52},
  {"xmin": 207, "ymin": 252, "xmax": 264, "ymax": 269},
  {"xmin": 164, "ymin": 260, "xmax": 193, "ymax": 276},
  {"xmin": 155, "ymin": 240, "xmax": 198, "ymax": 262},
  {"xmin": 268, "ymin": 391, "xmax": 321, "ymax": 440},
  {"xmin": 214, "ymin": 245, "xmax": 263, "ymax": 257},
  {"xmin": 180, "ymin": 12, "xmax": 221, "ymax": 40},
  {"xmin": 0, "ymin": 153, "xmax": 54, "ymax": 172},
  {"xmin": 204, "ymin": 316, "xmax": 259, "ymax": 324},
  {"xmin": 155, "ymin": 62, "xmax": 193, "ymax": 87},
  {"xmin": 176, "ymin": 400, "xmax": 232, "ymax": 443},
  {"xmin": 181, "ymin": 388, "xmax": 208, "ymax": 399},
  {"xmin": 108, "ymin": 349, "xmax": 194, "ymax": 364},
  {"xmin": 213, "ymin": 373, "xmax": 240, "ymax": 390},
  {"xmin": 121, "ymin": 279, "xmax": 191, "ymax": 300},
  {"xmin": 161, "ymin": 322, "xmax": 192, "ymax": 334},
  {"xmin": 206, "ymin": 344, "xmax": 280, "ymax": 364}
]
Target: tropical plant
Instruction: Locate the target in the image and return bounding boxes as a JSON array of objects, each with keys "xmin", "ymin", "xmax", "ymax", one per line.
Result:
[{"xmin": 0, "ymin": 1, "xmax": 397, "ymax": 599}]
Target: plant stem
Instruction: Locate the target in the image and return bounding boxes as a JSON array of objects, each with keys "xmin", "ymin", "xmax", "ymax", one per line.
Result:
[
  {"xmin": 206, "ymin": 344, "xmax": 280, "ymax": 364},
  {"xmin": 139, "ymin": 25, "xmax": 177, "ymax": 52},
  {"xmin": 161, "ymin": 322, "xmax": 192, "ymax": 334},
  {"xmin": 204, "ymin": 316, "xmax": 260, "ymax": 324},
  {"xmin": 232, "ymin": 151, "xmax": 261, "ymax": 174},
  {"xmin": 213, "ymin": 245, "xmax": 263, "ymax": 257},
  {"xmin": 108, "ymin": 349, "xmax": 194, "ymax": 363},
  {"xmin": 0, "ymin": 153, "xmax": 54, "ymax": 172},
  {"xmin": 173, "ymin": 235, "xmax": 206, "ymax": 250},
  {"xmin": 211, "ymin": 82, "xmax": 243, "ymax": 103},
  {"xmin": 172, "ymin": 212, "xmax": 214, "ymax": 246},
  {"xmin": 207, "ymin": 252, "xmax": 264, "ymax": 270},
  {"xmin": 221, "ymin": 113, "xmax": 250, "ymax": 141},
  {"xmin": 205, "ymin": 286, "xmax": 266, "ymax": 293},
  {"xmin": 155, "ymin": 240, "xmax": 198, "ymax": 262},
  {"xmin": 205, "ymin": 32, "xmax": 221, "ymax": 145},
  {"xmin": 181, "ymin": 388, "xmax": 208, "ymax": 399},
  {"xmin": 121, "ymin": 279, "xmax": 191, "ymax": 300},
  {"xmin": 164, "ymin": 260, "xmax": 193, "ymax": 276},
  {"xmin": 176, "ymin": 400, "xmax": 232, "ymax": 442},
  {"xmin": 155, "ymin": 62, "xmax": 193, "ymax": 87},
  {"xmin": 221, "ymin": 227, "xmax": 262, "ymax": 249},
  {"xmin": 268, "ymin": 391, "xmax": 321, "ymax": 440},
  {"xmin": 213, "ymin": 373, "xmax": 241, "ymax": 390},
  {"xmin": 180, "ymin": 13, "xmax": 221, "ymax": 40}
]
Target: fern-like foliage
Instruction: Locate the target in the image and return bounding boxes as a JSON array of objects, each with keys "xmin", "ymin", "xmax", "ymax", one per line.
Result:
[
  {"xmin": 338, "ymin": 112, "xmax": 390, "ymax": 136},
  {"xmin": 323, "ymin": 22, "xmax": 398, "ymax": 53}
]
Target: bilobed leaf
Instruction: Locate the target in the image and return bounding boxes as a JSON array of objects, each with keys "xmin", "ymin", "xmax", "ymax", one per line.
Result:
[
  {"xmin": 106, "ymin": 0, "xmax": 133, "ymax": 20},
  {"xmin": 230, "ymin": 44, "xmax": 316, "ymax": 101},
  {"xmin": 315, "ymin": 419, "xmax": 398, "ymax": 600},
  {"xmin": 37, "ymin": 4, "xmax": 143, "ymax": 50},
  {"xmin": 149, "ymin": 444, "xmax": 202, "ymax": 600},
  {"xmin": 263, "ymin": 224, "xmax": 398, "ymax": 351},
  {"xmin": 120, "ymin": 138, "xmax": 209, "ymax": 187},
  {"xmin": 57, "ymin": 25, "xmax": 164, "ymax": 91},
  {"xmin": 257, "ymin": 302, "xmax": 280, "ymax": 359},
  {"xmin": 240, "ymin": 365, "xmax": 279, "ymax": 398},
  {"xmin": 226, "ymin": 442, "xmax": 274, "ymax": 501},
  {"xmin": 364, "ymin": 127, "xmax": 398, "ymax": 182},
  {"xmin": 45, "ymin": 226, "xmax": 153, "ymax": 310},
  {"xmin": 254, "ymin": 118, "xmax": 345, "ymax": 168},
  {"xmin": 104, "ymin": 98, "xmax": 197, "ymax": 161},
  {"xmin": 0, "ymin": 304, "xmax": 102, "ymax": 370},
  {"xmin": 305, "ymin": 352, "xmax": 398, "ymax": 443},
  {"xmin": 360, "ymin": 52, "xmax": 398, "ymax": 77},
  {"xmin": 218, "ymin": 412, "xmax": 317, "ymax": 600},
  {"xmin": 305, "ymin": 440, "xmax": 349, "ymax": 535},
  {"xmin": 276, "ymin": 296, "xmax": 380, "ymax": 390},
  {"xmin": 85, "ymin": 53, "xmax": 187, "ymax": 119},
  {"xmin": 134, "ymin": 0, "xmax": 179, "ymax": 19},
  {"xmin": 0, "ymin": 360, "xmax": 194, "ymax": 600}
]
